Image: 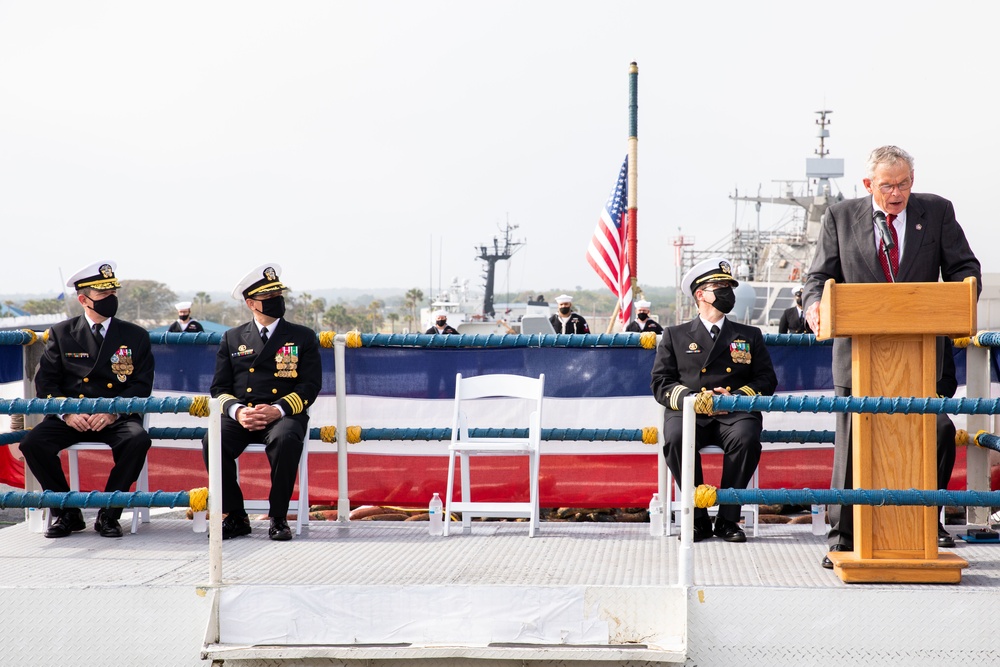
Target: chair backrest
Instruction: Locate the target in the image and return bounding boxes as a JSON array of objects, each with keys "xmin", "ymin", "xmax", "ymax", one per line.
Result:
[{"xmin": 451, "ymin": 373, "xmax": 545, "ymax": 442}]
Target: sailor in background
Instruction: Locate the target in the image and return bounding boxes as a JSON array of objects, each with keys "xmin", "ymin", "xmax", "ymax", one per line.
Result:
[
  {"xmin": 425, "ymin": 310, "xmax": 459, "ymax": 334},
  {"xmin": 650, "ymin": 257, "xmax": 777, "ymax": 543},
  {"xmin": 167, "ymin": 301, "xmax": 204, "ymax": 333},
  {"xmin": 202, "ymin": 264, "xmax": 322, "ymax": 541},
  {"xmin": 625, "ymin": 299, "xmax": 663, "ymax": 334},
  {"xmin": 550, "ymin": 294, "xmax": 590, "ymax": 334},
  {"xmin": 777, "ymin": 287, "xmax": 812, "ymax": 334},
  {"xmin": 20, "ymin": 260, "xmax": 155, "ymax": 539}
]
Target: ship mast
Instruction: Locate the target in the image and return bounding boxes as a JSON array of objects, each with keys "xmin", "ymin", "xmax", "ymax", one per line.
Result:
[{"xmin": 477, "ymin": 221, "xmax": 523, "ymax": 318}]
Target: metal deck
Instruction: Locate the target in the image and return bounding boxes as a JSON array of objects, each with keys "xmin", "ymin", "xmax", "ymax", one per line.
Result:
[{"xmin": 1, "ymin": 513, "xmax": 998, "ymax": 666}]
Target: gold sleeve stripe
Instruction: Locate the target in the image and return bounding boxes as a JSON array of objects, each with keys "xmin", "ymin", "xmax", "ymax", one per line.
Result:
[
  {"xmin": 737, "ymin": 386, "xmax": 757, "ymax": 397},
  {"xmin": 282, "ymin": 392, "xmax": 304, "ymax": 415},
  {"xmin": 218, "ymin": 393, "xmax": 238, "ymax": 403},
  {"xmin": 668, "ymin": 385, "xmax": 689, "ymax": 411}
]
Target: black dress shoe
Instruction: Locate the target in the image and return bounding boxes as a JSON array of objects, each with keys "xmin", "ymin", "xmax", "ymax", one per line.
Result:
[
  {"xmin": 938, "ymin": 523, "xmax": 956, "ymax": 548},
  {"xmin": 692, "ymin": 517, "xmax": 714, "ymax": 542},
  {"xmin": 94, "ymin": 509, "xmax": 123, "ymax": 538},
  {"xmin": 713, "ymin": 517, "xmax": 747, "ymax": 543},
  {"xmin": 821, "ymin": 543, "xmax": 852, "ymax": 569},
  {"xmin": 45, "ymin": 509, "xmax": 86, "ymax": 538},
  {"xmin": 268, "ymin": 517, "xmax": 292, "ymax": 542},
  {"xmin": 220, "ymin": 513, "xmax": 252, "ymax": 540}
]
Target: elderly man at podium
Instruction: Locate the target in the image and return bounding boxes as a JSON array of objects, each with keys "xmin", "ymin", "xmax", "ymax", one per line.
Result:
[
  {"xmin": 803, "ymin": 145, "xmax": 981, "ymax": 569},
  {"xmin": 651, "ymin": 258, "xmax": 777, "ymax": 543}
]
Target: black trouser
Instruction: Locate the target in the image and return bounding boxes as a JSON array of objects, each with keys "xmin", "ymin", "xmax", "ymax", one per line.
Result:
[
  {"xmin": 19, "ymin": 415, "xmax": 151, "ymax": 521},
  {"xmin": 201, "ymin": 415, "xmax": 305, "ymax": 519},
  {"xmin": 828, "ymin": 386, "xmax": 958, "ymax": 548},
  {"xmin": 662, "ymin": 416, "xmax": 762, "ymax": 523}
]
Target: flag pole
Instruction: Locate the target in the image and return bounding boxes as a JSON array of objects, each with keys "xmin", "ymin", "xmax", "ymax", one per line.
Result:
[{"xmin": 626, "ymin": 62, "xmax": 639, "ymax": 308}]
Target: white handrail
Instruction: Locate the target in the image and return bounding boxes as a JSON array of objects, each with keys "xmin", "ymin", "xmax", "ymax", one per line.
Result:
[{"xmin": 678, "ymin": 395, "xmax": 696, "ymax": 587}]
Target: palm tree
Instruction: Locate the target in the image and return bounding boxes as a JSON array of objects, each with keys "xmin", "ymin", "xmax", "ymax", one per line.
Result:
[
  {"xmin": 386, "ymin": 312, "xmax": 400, "ymax": 333},
  {"xmin": 403, "ymin": 288, "xmax": 424, "ymax": 332}
]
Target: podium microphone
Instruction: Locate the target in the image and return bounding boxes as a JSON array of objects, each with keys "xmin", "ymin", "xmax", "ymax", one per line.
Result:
[{"xmin": 874, "ymin": 210, "xmax": 896, "ymax": 282}]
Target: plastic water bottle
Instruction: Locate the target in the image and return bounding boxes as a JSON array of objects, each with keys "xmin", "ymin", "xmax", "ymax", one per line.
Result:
[
  {"xmin": 27, "ymin": 507, "xmax": 47, "ymax": 533},
  {"xmin": 811, "ymin": 504, "xmax": 826, "ymax": 536},
  {"xmin": 649, "ymin": 493, "xmax": 664, "ymax": 537},
  {"xmin": 428, "ymin": 493, "xmax": 444, "ymax": 535}
]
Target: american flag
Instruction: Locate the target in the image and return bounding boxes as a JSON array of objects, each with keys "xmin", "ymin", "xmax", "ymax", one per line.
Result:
[{"xmin": 586, "ymin": 157, "xmax": 632, "ymax": 325}]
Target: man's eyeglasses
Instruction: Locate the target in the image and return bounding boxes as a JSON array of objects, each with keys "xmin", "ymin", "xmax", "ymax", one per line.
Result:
[{"xmin": 876, "ymin": 179, "xmax": 912, "ymax": 194}]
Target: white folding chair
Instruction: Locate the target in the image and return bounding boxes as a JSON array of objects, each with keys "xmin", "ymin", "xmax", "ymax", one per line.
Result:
[
  {"xmin": 66, "ymin": 414, "xmax": 151, "ymax": 534},
  {"xmin": 664, "ymin": 445, "xmax": 759, "ymax": 537},
  {"xmin": 236, "ymin": 431, "xmax": 310, "ymax": 535},
  {"xmin": 444, "ymin": 373, "xmax": 544, "ymax": 537}
]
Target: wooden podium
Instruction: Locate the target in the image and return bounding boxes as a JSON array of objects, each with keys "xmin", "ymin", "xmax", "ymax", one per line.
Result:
[{"xmin": 818, "ymin": 278, "xmax": 977, "ymax": 583}]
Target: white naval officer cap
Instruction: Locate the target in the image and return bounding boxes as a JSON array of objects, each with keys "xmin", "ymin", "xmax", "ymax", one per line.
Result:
[
  {"xmin": 175, "ymin": 301, "xmax": 192, "ymax": 311},
  {"xmin": 682, "ymin": 257, "xmax": 739, "ymax": 295},
  {"xmin": 635, "ymin": 299, "xmax": 651, "ymax": 309},
  {"xmin": 232, "ymin": 264, "xmax": 286, "ymax": 300},
  {"xmin": 433, "ymin": 310, "xmax": 448, "ymax": 319},
  {"xmin": 67, "ymin": 260, "xmax": 121, "ymax": 291},
  {"xmin": 555, "ymin": 294, "xmax": 573, "ymax": 304}
]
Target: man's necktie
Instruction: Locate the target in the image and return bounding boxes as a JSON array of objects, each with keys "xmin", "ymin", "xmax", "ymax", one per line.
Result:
[
  {"xmin": 878, "ymin": 213, "xmax": 900, "ymax": 281},
  {"xmin": 93, "ymin": 322, "xmax": 104, "ymax": 344},
  {"xmin": 260, "ymin": 327, "xmax": 269, "ymax": 344},
  {"xmin": 710, "ymin": 324, "xmax": 720, "ymax": 340}
]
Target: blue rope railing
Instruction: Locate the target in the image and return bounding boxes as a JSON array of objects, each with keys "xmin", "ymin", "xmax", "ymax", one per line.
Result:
[
  {"xmin": 0, "ymin": 331, "xmax": 37, "ymax": 345},
  {"xmin": 705, "ymin": 487, "xmax": 1000, "ymax": 507},
  {"xmin": 714, "ymin": 394, "xmax": 1000, "ymax": 415},
  {"xmin": 0, "ymin": 490, "xmax": 190, "ymax": 510},
  {"xmin": 0, "ymin": 397, "xmax": 194, "ymax": 416},
  {"xmin": 974, "ymin": 431, "xmax": 1000, "ymax": 453},
  {"xmin": 149, "ymin": 332, "xmax": 223, "ymax": 345}
]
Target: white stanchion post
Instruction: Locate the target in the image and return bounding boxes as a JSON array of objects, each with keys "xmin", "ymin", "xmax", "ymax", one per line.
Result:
[
  {"xmin": 335, "ymin": 336, "xmax": 350, "ymax": 523},
  {"xmin": 656, "ymin": 404, "xmax": 667, "ymax": 537},
  {"xmin": 208, "ymin": 398, "xmax": 223, "ymax": 587},
  {"xmin": 678, "ymin": 395, "xmax": 696, "ymax": 586},
  {"xmin": 966, "ymin": 344, "xmax": 991, "ymax": 525}
]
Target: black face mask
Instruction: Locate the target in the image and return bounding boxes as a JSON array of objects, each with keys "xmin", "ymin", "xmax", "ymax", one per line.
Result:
[
  {"xmin": 256, "ymin": 296, "xmax": 285, "ymax": 319},
  {"xmin": 794, "ymin": 295, "xmax": 802, "ymax": 307},
  {"xmin": 559, "ymin": 306, "xmax": 572, "ymax": 315},
  {"xmin": 436, "ymin": 319, "xmax": 447, "ymax": 327},
  {"xmin": 178, "ymin": 313, "xmax": 190, "ymax": 321},
  {"xmin": 708, "ymin": 286, "xmax": 736, "ymax": 314},
  {"xmin": 89, "ymin": 294, "xmax": 119, "ymax": 318},
  {"xmin": 637, "ymin": 312, "xmax": 648, "ymax": 321}
]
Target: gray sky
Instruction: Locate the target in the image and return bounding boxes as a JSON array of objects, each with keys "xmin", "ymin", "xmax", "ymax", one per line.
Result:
[{"xmin": 2, "ymin": 1, "xmax": 997, "ymax": 300}]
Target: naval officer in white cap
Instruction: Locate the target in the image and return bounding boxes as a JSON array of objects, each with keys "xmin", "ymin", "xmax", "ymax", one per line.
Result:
[
  {"xmin": 625, "ymin": 299, "xmax": 663, "ymax": 334},
  {"xmin": 20, "ymin": 260, "xmax": 155, "ymax": 539},
  {"xmin": 549, "ymin": 294, "xmax": 590, "ymax": 334},
  {"xmin": 202, "ymin": 264, "xmax": 322, "ymax": 541},
  {"xmin": 167, "ymin": 301, "xmax": 204, "ymax": 333},
  {"xmin": 650, "ymin": 257, "xmax": 776, "ymax": 543}
]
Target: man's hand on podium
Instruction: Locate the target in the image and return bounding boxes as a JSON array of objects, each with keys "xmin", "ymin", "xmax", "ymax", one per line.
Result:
[{"xmin": 805, "ymin": 301, "xmax": 821, "ymax": 334}]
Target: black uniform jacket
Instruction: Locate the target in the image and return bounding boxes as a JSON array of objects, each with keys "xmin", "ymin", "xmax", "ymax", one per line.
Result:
[
  {"xmin": 210, "ymin": 319, "xmax": 322, "ymax": 427},
  {"xmin": 167, "ymin": 320, "xmax": 205, "ymax": 333},
  {"xmin": 777, "ymin": 307, "xmax": 811, "ymax": 334},
  {"xmin": 425, "ymin": 325, "xmax": 459, "ymax": 334},
  {"xmin": 35, "ymin": 315, "xmax": 154, "ymax": 400},
  {"xmin": 650, "ymin": 317, "xmax": 777, "ymax": 425},
  {"xmin": 549, "ymin": 313, "xmax": 590, "ymax": 334},
  {"xmin": 626, "ymin": 319, "xmax": 664, "ymax": 334}
]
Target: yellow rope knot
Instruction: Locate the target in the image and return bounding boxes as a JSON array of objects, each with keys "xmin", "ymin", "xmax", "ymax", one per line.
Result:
[
  {"xmin": 318, "ymin": 331, "xmax": 336, "ymax": 348},
  {"xmin": 320, "ymin": 425, "xmax": 337, "ymax": 443},
  {"xmin": 955, "ymin": 429, "xmax": 969, "ymax": 446},
  {"xmin": 694, "ymin": 484, "xmax": 718, "ymax": 509},
  {"xmin": 188, "ymin": 395, "xmax": 210, "ymax": 417},
  {"xmin": 974, "ymin": 429, "xmax": 989, "ymax": 448},
  {"xmin": 345, "ymin": 330, "xmax": 363, "ymax": 348},
  {"xmin": 20, "ymin": 329, "xmax": 38, "ymax": 345},
  {"xmin": 641, "ymin": 426, "xmax": 659, "ymax": 444},
  {"xmin": 189, "ymin": 487, "xmax": 208, "ymax": 512},
  {"xmin": 952, "ymin": 336, "xmax": 971, "ymax": 349},
  {"xmin": 694, "ymin": 390, "xmax": 715, "ymax": 415},
  {"xmin": 42, "ymin": 329, "xmax": 51, "ymax": 343},
  {"xmin": 346, "ymin": 425, "xmax": 362, "ymax": 443},
  {"xmin": 638, "ymin": 332, "xmax": 657, "ymax": 349}
]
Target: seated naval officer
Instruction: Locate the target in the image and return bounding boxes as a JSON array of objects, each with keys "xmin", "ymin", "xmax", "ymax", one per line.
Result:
[
  {"xmin": 167, "ymin": 300, "xmax": 205, "ymax": 333},
  {"xmin": 19, "ymin": 260, "xmax": 154, "ymax": 539},
  {"xmin": 549, "ymin": 294, "xmax": 590, "ymax": 334},
  {"xmin": 425, "ymin": 310, "xmax": 459, "ymax": 334},
  {"xmin": 202, "ymin": 264, "xmax": 322, "ymax": 541},
  {"xmin": 625, "ymin": 299, "xmax": 664, "ymax": 334},
  {"xmin": 650, "ymin": 258, "xmax": 777, "ymax": 542}
]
